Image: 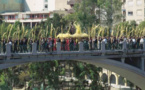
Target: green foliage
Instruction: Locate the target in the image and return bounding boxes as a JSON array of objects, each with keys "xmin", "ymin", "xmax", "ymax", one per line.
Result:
[
  {"xmin": 65, "ymin": 0, "xmax": 122, "ymax": 29},
  {"xmin": 72, "ymin": 61, "xmax": 103, "ymax": 89},
  {"xmin": 45, "ymin": 13, "xmax": 67, "ymax": 29}
]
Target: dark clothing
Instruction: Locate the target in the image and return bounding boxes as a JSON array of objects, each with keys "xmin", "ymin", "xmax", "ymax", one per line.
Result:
[
  {"xmin": 57, "ymin": 38, "xmax": 61, "ymax": 42},
  {"xmin": 62, "ymin": 40, "xmax": 66, "ymax": 51},
  {"xmin": 14, "ymin": 40, "xmax": 18, "ymax": 53},
  {"xmin": 3, "ymin": 40, "xmax": 6, "ymax": 53},
  {"xmin": 70, "ymin": 39, "xmax": 74, "ymax": 51}
]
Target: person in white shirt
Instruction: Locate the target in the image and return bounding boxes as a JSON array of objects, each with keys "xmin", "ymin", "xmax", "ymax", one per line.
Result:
[
  {"xmin": 140, "ymin": 37, "xmax": 144, "ymax": 49},
  {"xmin": 102, "ymin": 37, "xmax": 107, "ymax": 44},
  {"xmin": 132, "ymin": 37, "xmax": 136, "ymax": 49}
]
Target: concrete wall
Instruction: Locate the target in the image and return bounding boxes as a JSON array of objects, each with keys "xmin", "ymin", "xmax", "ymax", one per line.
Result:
[
  {"xmin": 0, "ymin": 0, "xmax": 23, "ymax": 13},
  {"xmin": 24, "ymin": 0, "xmax": 44, "ymax": 11},
  {"xmin": 24, "ymin": 0, "xmax": 56, "ymax": 12},
  {"xmin": 55, "ymin": 0, "xmax": 71, "ymax": 11},
  {"xmin": 48, "ymin": 0, "xmax": 55, "ymax": 11}
]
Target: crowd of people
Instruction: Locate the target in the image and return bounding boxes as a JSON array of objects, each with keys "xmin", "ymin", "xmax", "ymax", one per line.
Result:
[{"xmin": 0, "ymin": 36, "xmax": 145, "ymax": 53}]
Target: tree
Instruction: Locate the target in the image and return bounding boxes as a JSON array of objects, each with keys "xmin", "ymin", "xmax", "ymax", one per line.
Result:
[
  {"xmin": 45, "ymin": 13, "xmax": 68, "ymax": 37},
  {"xmin": 28, "ymin": 60, "xmax": 64, "ymax": 89},
  {"xmin": 65, "ymin": 0, "xmax": 97, "ymax": 30},
  {"xmin": 65, "ymin": 0, "xmax": 122, "ymax": 35},
  {"xmin": 71, "ymin": 61, "xmax": 103, "ymax": 89}
]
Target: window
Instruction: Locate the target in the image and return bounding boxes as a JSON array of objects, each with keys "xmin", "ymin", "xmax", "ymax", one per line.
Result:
[
  {"xmin": 45, "ymin": 4, "xmax": 48, "ymax": 9},
  {"xmin": 137, "ymin": 9, "xmax": 142, "ymax": 16},
  {"xmin": 34, "ymin": 14, "xmax": 39, "ymax": 18},
  {"xmin": 128, "ymin": 0, "xmax": 133, "ymax": 6},
  {"xmin": 15, "ymin": 15, "xmax": 18, "ymax": 19},
  {"xmin": 136, "ymin": 0, "xmax": 142, "ymax": 6},
  {"xmin": 44, "ymin": 14, "xmax": 48, "ymax": 18},
  {"xmin": 4, "ymin": 16, "xmax": 8, "ymax": 20},
  {"xmin": 26, "ymin": 15, "xmax": 30, "ymax": 19},
  {"xmin": 128, "ymin": 11, "xmax": 133, "ymax": 16},
  {"xmin": 40, "ymin": 14, "xmax": 43, "ymax": 18},
  {"xmin": 9, "ymin": 15, "xmax": 15, "ymax": 20},
  {"xmin": 30, "ymin": 14, "xmax": 35, "ymax": 19},
  {"xmin": 45, "ymin": 0, "xmax": 48, "ymax": 2}
]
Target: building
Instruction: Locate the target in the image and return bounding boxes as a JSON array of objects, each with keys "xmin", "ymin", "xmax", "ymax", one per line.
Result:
[
  {"xmin": 1, "ymin": 11, "xmax": 53, "ymax": 28},
  {"xmin": 24, "ymin": 0, "xmax": 70, "ymax": 12},
  {"xmin": 0, "ymin": 0, "xmax": 71, "ymax": 28},
  {"xmin": 122, "ymin": 0, "xmax": 145, "ymax": 24}
]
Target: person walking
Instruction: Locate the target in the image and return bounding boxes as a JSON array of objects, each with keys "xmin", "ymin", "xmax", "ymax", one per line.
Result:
[
  {"xmin": 94, "ymin": 37, "xmax": 98, "ymax": 50},
  {"xmin": 62, "ymin": 39, "xmax": 66, "ymax": 51},
  {"xmin": 70, "ymin": 38, "xmax": 74, "ymax": 51},
  {"xmin": 13, "ymin": 39, "xmax": 18, "ymax": 53},
  {"xmin": 2, "ymin": 39, "xmax": 6, "ymax": 53},
  {"xmin": 140, "ymin": 37, "xmax": 144, "ymax": 49},
  {"xmin": 51, "ymin": 38, "xmax": 54, "ymax": 51},
  {"xmin": 29, "ymin": 39, "xmax": 33, "ymax": 52}
]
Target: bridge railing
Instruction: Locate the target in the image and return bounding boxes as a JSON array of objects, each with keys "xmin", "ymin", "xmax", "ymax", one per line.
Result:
[
  {"xmin": 12, "ymin": 44, "xmax": 32, "ymax": 53},
  {"xmin": 37, "ymin": 43, "xmax": 57, "ymax": 53}
]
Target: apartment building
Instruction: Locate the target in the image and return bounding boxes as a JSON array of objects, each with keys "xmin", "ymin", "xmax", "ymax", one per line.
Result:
[
  {"xmin": 24, "ymin": 0, "xmax": 70, "ymax": 12},
  {"xmin": 122, "ymin": 0, "xmax": 145, "ymax": 24},
  {"xmin": 0, "ymin": 0, "xmax": 71, "ymax": 28}
]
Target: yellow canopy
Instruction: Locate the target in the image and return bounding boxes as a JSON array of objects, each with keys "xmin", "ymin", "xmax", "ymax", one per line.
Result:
[
  {"xmin": 57, "ymin": 33, "xmax": 72, "ymax": 39},
  {"xmin": 63, "ymin": 33, "xmax": 72, "ymax": 38},
  {"xmin": 57, "ymin": 33, "xmax": 65, "ymax": 39},
  {"xmin": 81, "ymin": 33, "xmax": 88, "ymax": 38}
]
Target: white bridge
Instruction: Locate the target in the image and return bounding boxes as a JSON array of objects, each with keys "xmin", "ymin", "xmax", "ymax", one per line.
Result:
[{"xmin": 0, "ymin": 41, "xmax": 145, "ymax": 89}]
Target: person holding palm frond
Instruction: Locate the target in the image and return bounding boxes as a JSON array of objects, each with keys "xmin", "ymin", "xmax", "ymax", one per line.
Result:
[
  {"xmin": 29, "ymin": 38, "xmax": 33, "ymax": 52},
  {"xmin": 2, "ymin": 38, "xmax": 6, "ymax": 53},
  {"xmin": 13, "ymin": 39, "xmax": 18, "ymax": 53}
]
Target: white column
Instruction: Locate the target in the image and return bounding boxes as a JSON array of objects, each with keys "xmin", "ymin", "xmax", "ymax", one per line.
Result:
[
  {"xmin": 6, "ymin": 44, "xmax": 11, "ymax": 60},
  {"xmin": 143, "ymin": 41, "xmax": 145, "ymax": 54},
  {"xmin": 116, "ymin": 74, "xmax": 119, "ymax": 86},
  {"xmin": 32, "ymin": 43, "xmax": 37, "ymax": 55},
  {"xmin": 107, "ymin": 70, "xmax": 111, "ymax": 85},
  {"xmin": 122, "ymin": 41, "xmax": 127, "ymax": 51},
  {"xmin": 56, "ymin": 42, "xmax": 61, "ymax": 54},
  {"xmin": 30, "ymin": 22, "xmax": 32, "ymax": 29},
  {"xmin": 22, "ymin": 22, "xmax": 24, "ymax": 27},
  {"xmin": 101, "ymin": 41, "xmax": 105, "ymax": 56},
  {"xmin": 121, "ymin": 58, "xmax": 125, "ymax": 63},
  {"xmin": 124, "ymin": 78, "xmax": 127, "ymax": 86},
  {"xmin": 141, "ymin": 57, "xmax": 145, "ymax": 71},
  {"xmin": 79, "ymin": 42, "xmax": 84, "ymax": 52}
]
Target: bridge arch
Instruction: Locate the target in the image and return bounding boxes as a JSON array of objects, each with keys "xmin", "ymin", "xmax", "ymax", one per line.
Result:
[
  {"xmin": 0, "ymin": 58, "xmax": 145, "ymax": 89},
  {"xmin": 110, "ymin": 74, "xmax": 116, "ymax": 84},
  {"xmin": 78, "ymin": 59, "xmax": 145, "ymax": 90},
  {"xmin": 118, "ymin": 76, "xmax": 125, "ymax": 85},
  {"xmin": 101, "ymin": 73, "xmax": 108, "ymax": 83}
]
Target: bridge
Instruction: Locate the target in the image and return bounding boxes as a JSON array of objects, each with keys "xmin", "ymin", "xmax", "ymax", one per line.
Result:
[{"xmin": 0, "ymin": 41, "xmax": 145, "ymax": 89}]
